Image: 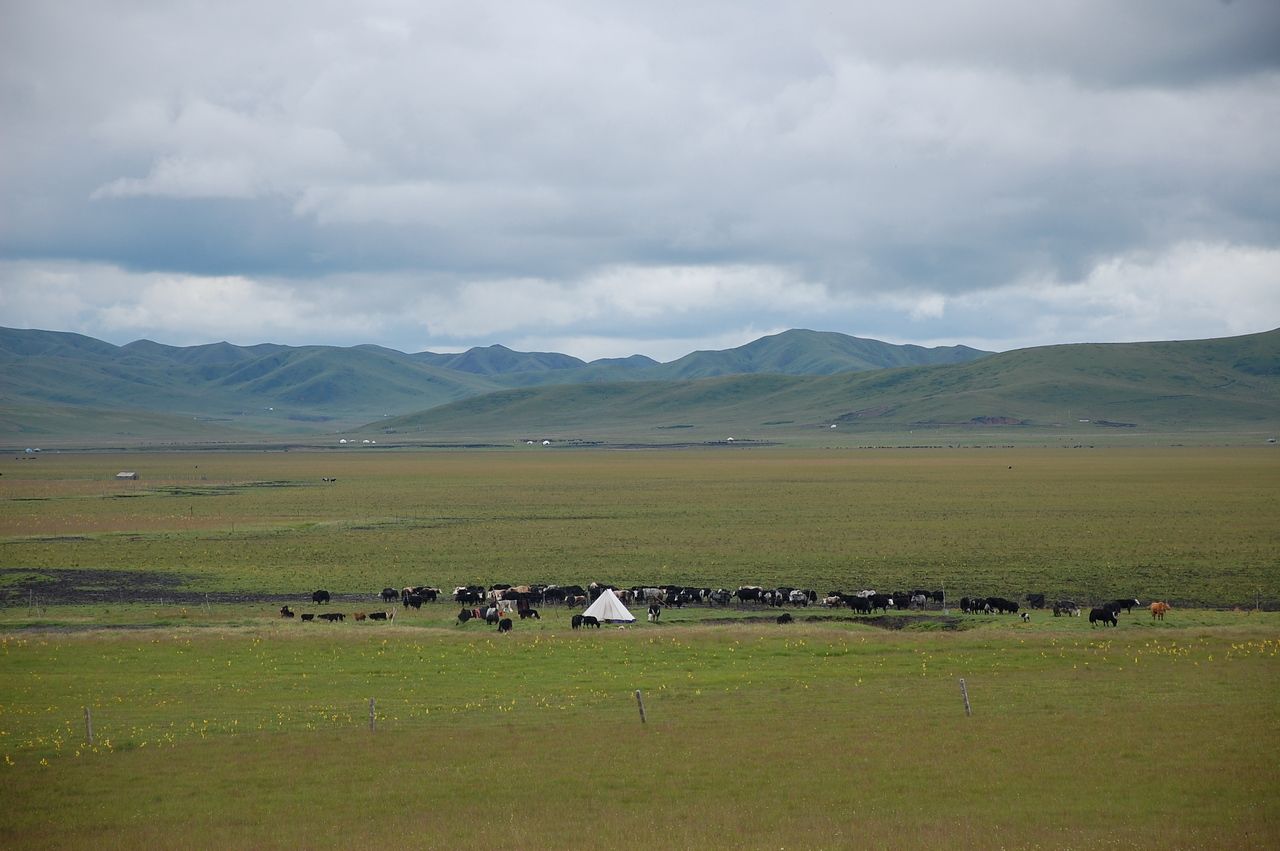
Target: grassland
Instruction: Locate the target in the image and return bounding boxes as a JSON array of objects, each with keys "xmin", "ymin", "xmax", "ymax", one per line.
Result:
[
  {"xmin": 0, "ymin": 617, "xmax": 1277, "ymax": 848},
  {"xmin": 1, "ymin": 447, "xmax": 1277, "ymax": 848},
  {"xmin": 2, "ymin": 447, "xmax": 1277, "ymax": 606}
]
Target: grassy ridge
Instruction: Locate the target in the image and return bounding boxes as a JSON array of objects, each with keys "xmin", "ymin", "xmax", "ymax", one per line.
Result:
[
  {"xmin": 7, "ymin": 327, "xmax": 1276, "ymax": 444},
  {"xmin": 0, "ymin": 621, "xmax": 1276, "ymax": 848},
  {"xmin": 0, "ymin": 327, "xmax": 990, "ymax": 441},
  {"xmin": 2, "ymin": 448, "xmax": 1276, "ymax": 606},
  {"xmin": 382, "ymin": 328, "xmax": 1280, "ymax": 438}
]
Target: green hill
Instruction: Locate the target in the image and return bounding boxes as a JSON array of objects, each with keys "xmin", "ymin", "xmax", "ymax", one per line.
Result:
[
  {"xmin": 645, "ymin": 329, "xmax": 988, "ymax": 379},
  {"xmin": 470, "ymin": 329, "xmax": 989, "ymax": 387},
  {"xmin": 4, "ymin": 326, "xmax": 1275, "ymax": 443},
  {"xmin": 0, "ymin": 329, "xmax": 500, "ymax": 438},
  {"xmin": 0, "ymin": 327, "xmax": 994, "ymax": 439},
  {"xmin": 379, "ymin": 329, "xmax": 1280, "ymax": 440},
  {"xmin": 412, "ymin": 344, "xmax": 587, "ymax": 376}
]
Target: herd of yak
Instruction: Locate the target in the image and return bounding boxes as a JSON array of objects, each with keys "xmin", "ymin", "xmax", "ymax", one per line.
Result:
[{"xmin": 279, "ymin": 583, "xmax": 1167, "ymax": 629}]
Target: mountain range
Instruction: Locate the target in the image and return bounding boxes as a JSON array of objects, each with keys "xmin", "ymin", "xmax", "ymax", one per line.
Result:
[
  {"xmin": 0, "ymin": 327, "xmax": 987, "ymax": 437},
  {"xmin": 2, "ymin": 326, "xmax": 1276, "ymax": 443}
]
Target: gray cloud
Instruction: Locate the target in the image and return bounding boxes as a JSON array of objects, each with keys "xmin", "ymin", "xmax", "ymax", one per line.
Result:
[{"xmin": 1, "ymin": 1, "xmax": 1277, "ymax": 358}]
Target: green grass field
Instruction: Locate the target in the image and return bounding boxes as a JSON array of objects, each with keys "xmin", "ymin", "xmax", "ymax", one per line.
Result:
[
  {"xmin": 1, "ymin": 447, "xmax": 1276, "ymax": 848},
  {"xmin": 2, "ymin": 447, "xmax": 1277, "ymax": 606},
  {"xmin": 1, "ymin": 617, "xmax": 1277, "ymax": 848}
]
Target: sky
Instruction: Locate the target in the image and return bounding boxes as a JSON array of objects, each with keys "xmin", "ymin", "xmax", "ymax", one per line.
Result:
[{"xmin": 2, "ymin": 0, "xmax": 1278, "ymax": 362}]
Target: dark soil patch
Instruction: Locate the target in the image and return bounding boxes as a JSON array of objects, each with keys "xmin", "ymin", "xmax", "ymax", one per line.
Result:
[{"xmin": 0, "ymin": 568, "xmax": 369, "ymax": 606}]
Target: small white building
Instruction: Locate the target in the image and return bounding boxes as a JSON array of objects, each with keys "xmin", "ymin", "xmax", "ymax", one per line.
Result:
[{"xmin": 116, "ymin": 471, "xmax": 139, "ymax": 480}]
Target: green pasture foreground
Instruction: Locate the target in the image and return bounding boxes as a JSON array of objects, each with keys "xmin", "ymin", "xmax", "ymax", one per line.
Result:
[
  {"xmin": 1, "ymin": 619, "xmax": 1277, "ymax": 849},
  {"xmin": 2, "ymin": 447, "xmax": 1278, "ymax": 607}
]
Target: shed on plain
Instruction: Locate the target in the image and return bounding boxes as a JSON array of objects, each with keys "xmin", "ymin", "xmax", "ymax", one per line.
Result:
[{"xmin": 115, "ymin": 471, "xmax": 139, "ymax": 480}]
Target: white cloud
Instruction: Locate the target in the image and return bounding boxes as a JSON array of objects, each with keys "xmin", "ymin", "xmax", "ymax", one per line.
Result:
[
  {"xmin": 1, "ymin": 244, "xmax": 1275, "ymax": 360},
  {"xmin": 90, "ymin": 98, "xmax": 362, "ymax": 200},
  {"xmin": 2, "ymin": 2, "xmax": 1278, "ymax": 356},
  {"xmin": 938, "ymin": 242, "xmax": 1280, "ymax": 350}
]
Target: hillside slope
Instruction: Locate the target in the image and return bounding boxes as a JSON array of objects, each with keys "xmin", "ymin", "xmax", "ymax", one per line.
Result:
[
  {"xmin": 0, "ymin": 326, "xmax": 993, "ymax": 438},
  {"xmin": 380, "ymin": 329, "xmax": 1280, "ymax": 438},
  {"xmin": 0, "ymin": 330, "xmax": 500, "ymax": 436}
]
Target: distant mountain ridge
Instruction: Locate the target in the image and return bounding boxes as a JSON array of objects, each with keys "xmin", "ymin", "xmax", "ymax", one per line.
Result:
[
  {"xmin": 0, "ymin": 326, "xmax": 992, "ymax": 437},
  {"xmin": 380, "ymin": 328, "xmax": 1280, "ymax": 438},
  {"xmin": 650, "ymin": 329, "xmax": 986, "ymax": 379}
]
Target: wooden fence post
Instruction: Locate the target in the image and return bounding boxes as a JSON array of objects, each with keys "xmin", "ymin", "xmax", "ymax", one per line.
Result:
[
  {"xmin": 84, "ymin": 706, "xmax": 94, "ymax": 744},
  {"xmin": 959, "ymin": 678, "xmax": 972, "ymax": 717},
  {"xmin": 634, "ymin": 689, "xmax": 647, "ymax": 724}
]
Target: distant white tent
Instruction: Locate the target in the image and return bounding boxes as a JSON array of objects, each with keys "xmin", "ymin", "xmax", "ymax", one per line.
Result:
[{"xmin": 581, "ymin": 588, "xmax": 636, "ymax": 623}]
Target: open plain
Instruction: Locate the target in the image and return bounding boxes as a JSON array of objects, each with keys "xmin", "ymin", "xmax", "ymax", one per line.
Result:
[{"xmin": 1, "ymin": 446, "xmax": 1277, "ymax": 848}]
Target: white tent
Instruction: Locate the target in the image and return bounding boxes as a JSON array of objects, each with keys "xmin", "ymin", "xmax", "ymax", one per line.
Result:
[{"xmin": 581, "ymin": 588, "xmax": 636, "ymax": 623}]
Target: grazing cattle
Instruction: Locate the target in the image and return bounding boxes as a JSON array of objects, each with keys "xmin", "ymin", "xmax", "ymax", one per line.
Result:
[
  {"xmin": 868, "ymin": 594, "xmax": 894, "ymax": 613},
  {"xmin": 647, "ymin": 603, "xmax": 662, "ymax": 622},
  {"xmin": 457, "ymin": 608, "xmax": 474, "ymax": 624},
  {"xmin": 1019, "ymin": 612, "xmax": 1031, "ymax": 622},
  {"xmin": 497, "ymin": 618, "xmax": 513, "ymax": 634},
  {"xmin": 484, "ymin": 607, "xmax": 500, "ymax": 624},
  {"xmin": 1089, "ymin": 607, "xmax": 1118, "ymax": 627},
  {"xmin": 986, "ymin": 597, "xmax": 1019, "ymax": 615},
  {"xmin": 789, "ymin": 589, "xmax": 810, "ymax": 606},
  {"xmin": 929, "ymin": 590, "xmax": 945, "ymax": 604},
  {"xmin": 454, "ymin": 588, "xmax": 483, "ymax": 604},
  {"xmin": 1150, "ymin": 601, "xmax": 1171, "ymax": 620},
  {"xmin": 318, "ymin": 612, "xmax": 345, "ymax": 622},
  {"xmin": 1026, "ymin": 593, "xmax": 1046, "ymax": 609},
  {"xmin": 353, "ymin": 612, "xmax": 367, "ymax": 621},
  {"xmin": 312, "ymin": 589, "xmax": 331, "ymax": 605},
  {"xmin": 733, "ymin": 586, "xmax": 763, "ymax": 604},
  {"xmin": 300, "ymin": 613, "xmax": 315, "ymax": 622},
  {"xmin": 848, "ymin": 596, "xmax": 873, "ymax": 614},
  {"xmin": 776, "ymin": 613, "xmax": 793, "ymax": 624},
  {"xmin": 381, "ymin": 587, "xmax": 400, "ymax": 602},
  {"xmin": 581, "ymin": 616, "xmax": 601, "ymax": 629},
  {"xmin": 571, "ymin": 614, "xmax": 584, "ymax": 630},
  {"xmin": 910, "ymin": 594, "xmax": 928, "ymax": 610},
  {"xmin": 280, "ymin": 605, "xmax": 295, "ymax": 618},
  {"xmin": 708, "ymin": 588, "xmax": 731, "ymax": 606},
  {"xmin": 1110, "ymin": 598, "xmax": 1141, "ymax": 614},
  {"xmin": 368, "ymin": 611, "xmax": 392, "ymax": 621},
  {"xmin": 403, "ymin": 593, "xmax": 423, "ymax": 609},
  {"xmin": 519, "ymin": 608, "xmax": 540, "ymax": 620},
  {"xmin": 1053, "ymin": 600, "xmax": 1081, "ymax": 617}
]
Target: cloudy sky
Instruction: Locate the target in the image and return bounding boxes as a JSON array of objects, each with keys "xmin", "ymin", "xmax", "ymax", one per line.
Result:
[{"xmin": 2, "ymin": 1, "xmax": 1278, "ymax": 361}]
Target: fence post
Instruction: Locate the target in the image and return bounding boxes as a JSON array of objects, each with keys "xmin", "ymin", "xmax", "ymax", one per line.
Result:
[
  {"xmin": 634, "ymin": 689, "xmax": 647, "ymax": 724},
  {"xmin": 369, "ymin": 698, "xmax": 376, "ymax": 732},
  {"xmin": 84, "ymin": 706, "xmax": 94, "ymax": 744},
  {"xmin": 958, "ymin": 678, "xmax": 972, "ymax": 717}
]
